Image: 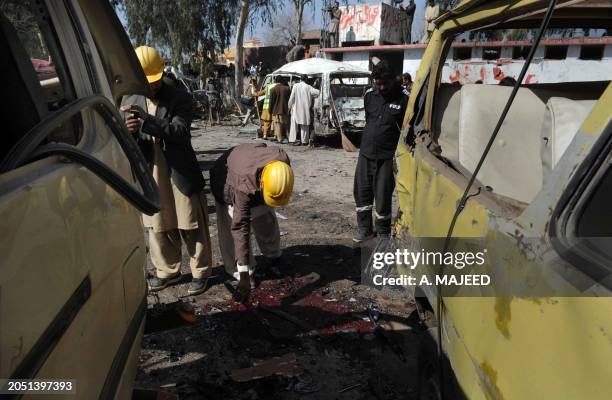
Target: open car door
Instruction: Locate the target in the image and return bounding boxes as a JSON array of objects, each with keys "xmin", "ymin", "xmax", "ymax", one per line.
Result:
[{"xmin": 77, "ymin": 0, "xmax": 149, "ymax": 100}]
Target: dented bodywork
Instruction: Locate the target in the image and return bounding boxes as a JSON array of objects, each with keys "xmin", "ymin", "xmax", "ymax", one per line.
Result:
[
  {"xmin": 263, "ymin": 59, "xmax": 370, "ymax": 139},
  {"xmin": 395, "ymin": 0, "xmax": 612, "ymax": 399}
]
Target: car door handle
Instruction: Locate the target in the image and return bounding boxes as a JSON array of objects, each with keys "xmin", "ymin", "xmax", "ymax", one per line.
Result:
[{"xmin": 0, "ymin": 95, "xmax": 161, "ymax": 215}]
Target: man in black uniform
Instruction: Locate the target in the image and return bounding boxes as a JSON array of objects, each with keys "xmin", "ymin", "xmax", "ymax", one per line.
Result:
[{"xmin": 353, "ymin": 61, "xmax": 409, "ymax": 242}]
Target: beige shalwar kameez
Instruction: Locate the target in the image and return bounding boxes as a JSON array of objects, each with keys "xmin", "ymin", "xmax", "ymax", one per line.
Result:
[{"xmin": 142, "ymin": 99, "xmax": 213, "ymax": 280}]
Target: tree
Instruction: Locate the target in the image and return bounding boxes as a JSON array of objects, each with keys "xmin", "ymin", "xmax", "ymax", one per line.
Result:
[
  {"xmin": 234, "ymin": 0, "xmax": 278, "ymax": 98},
  {"xmin": 291, "ymin": 0, "xmax": 313, "ymax": 45},
  {"xmin": 264, "ymin": 11, "xmax": 312, "ymax": 46},
  {"xmin": 115, "ymin": 0, "xmax": 238, "ymax": 75}
]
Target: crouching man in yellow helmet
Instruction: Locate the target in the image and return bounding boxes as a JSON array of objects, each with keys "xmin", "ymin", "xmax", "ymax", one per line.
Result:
[
  {"xmin": 121, "ymin": 46, "xmax": 213, "ymax": 296},
  {"xmin": 210, "ymin": 143, "xmax": 294, "ymax": 299}
]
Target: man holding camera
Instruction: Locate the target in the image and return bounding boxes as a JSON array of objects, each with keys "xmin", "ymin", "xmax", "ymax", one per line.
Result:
[{"xmin": 121, "ymin": 46, "xmax": 213, "ymax": 296}]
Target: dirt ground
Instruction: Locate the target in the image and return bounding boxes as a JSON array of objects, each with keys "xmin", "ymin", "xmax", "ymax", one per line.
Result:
[{"xmin": 135, "ymin": 121, "xmax": 423, "ymax": 400}]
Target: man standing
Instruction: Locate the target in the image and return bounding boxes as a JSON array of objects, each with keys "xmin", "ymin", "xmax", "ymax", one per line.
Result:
[
  {"xmin": 399, "ymin": 0, "xmax": 416, "ymax": 44},
  {"xmin": 288, "ymin": 78, "xmax": 319, "ymax": 146},
  {"xmin": 327, "ymin": 1, "xmax": 342, "ymax": 48},
  {"xmin": 424, "ymin": 0, "xmax": 440, "ymax": 42},
  {"xmin": 269, "ymin": 76, "xmax": 291, "ymax": 143},
  {"xmin": 353, "ymin": 61, "xmax": 409, "ymax": 242},
  {"xmin": 206, "ymin": 77, "xmax": 221, "ymax": 125},
  {"xmin": 122, "ymin": 46, "xmax": 213, "ymax": 295},
  {"xmin": 402, "ymin": 72, "xmax": 413, "ymax": 93},
  {"xmin": 210, "ymin": 143, "xmax": 294, "ymax": 299},
  {"xmin": 257, "ymin": 79, "xmax": 279, "ymax": 140}
]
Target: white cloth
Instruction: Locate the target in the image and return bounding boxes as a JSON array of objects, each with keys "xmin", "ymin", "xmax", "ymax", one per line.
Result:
[
  {"xmin": 288, "ymin": 81, "xmax": 319, "ymax": 125},
  {"xmin": 289, "ymin": 115, "xmax": 311, "ymax": 144},
  {"xmin": 425, "ymin": 5, "xmax": 439, "ymax": 32}
]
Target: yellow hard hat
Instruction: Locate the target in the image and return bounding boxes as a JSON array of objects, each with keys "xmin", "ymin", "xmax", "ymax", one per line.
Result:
[
  {"xmin": 261, "ymin": 161, "xmax": 294, "ymax": 207},
  {"xmin": 135, "ymin": 46, "xmax": 164, "ymax": 83}
]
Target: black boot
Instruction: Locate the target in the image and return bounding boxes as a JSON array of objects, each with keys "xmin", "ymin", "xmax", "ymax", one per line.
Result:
[{"xmin": 353, "ymin": 228, "xmax": 375, "ymax": 243}]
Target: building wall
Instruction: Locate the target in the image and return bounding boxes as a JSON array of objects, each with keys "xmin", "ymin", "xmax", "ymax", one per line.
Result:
[
  {"xmin": 443, "ymin": 44, "xmax": 612, "ymax": 84},
  {"xmin": 403, "ymin": 48, "xmax": 422, "ymax": 79},
  {"xmin": 337, "ymin": 42, "xmax": 612, "ymax": 85},
  {"xmin": 342, "ymin": 51, "xmax": 370, "ymax": 71},
  {"xmin": 339, "ymin": 3, "xmax": 402, "ymax": 46}
]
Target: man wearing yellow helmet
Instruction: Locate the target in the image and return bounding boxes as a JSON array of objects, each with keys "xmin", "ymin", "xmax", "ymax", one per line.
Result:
[
  {"xmin": 121, "ymin": 46, "xmax": 213, "ymax": 296},
  {"xmin": 210, "ymin": 143, "xmax": 294, "ymax": 299}
]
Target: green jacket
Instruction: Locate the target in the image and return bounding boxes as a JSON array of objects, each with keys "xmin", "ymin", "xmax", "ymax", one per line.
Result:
[{"xmin": 263, "ymin": 82, "xmax": 279, "ymax": 111}]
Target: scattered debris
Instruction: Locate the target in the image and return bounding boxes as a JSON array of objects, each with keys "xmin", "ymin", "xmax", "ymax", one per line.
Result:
[
  {"xmin": 259, "ymin": 305, "xmax": 318, "ymax": 334},
  {"xmin": 230, "ymin": 353, "xmax": 303, "ymax": 382},
  {"xmin": 338, "ymin": 383, "xmax": 362, "ymax": 393},
  {"xmin": 363, "ymin": 333, "xmax": 376, "ymax": 341},
  {"xmin": 275, "ymin": 212, "xmax": 288, "ymax": 220},
  {"xmin": 366, "ymin": 303, "xmax": 407, "ymax": 363},
  {"xmin": 146, "ymin": 301, "xmax": 198, "ymax": 334},
  {"xmin": 280, "ymin": 231, "xmax": 288, "ymax": 236},
  {"xmin": 367, "ymin": 303, "xmax": 381, "ymax": 322},
  {"xmin": 287, "ymin": 372, "xmax": 320, "ymax": 394},
  {"xmin": 132, "ymin": 388, "xmax": 178, "ymax": 400},
  {"xmin": 175, "ymin": 303, "xmax": 198, "ymax": 324},
  {"xmin": 380, "ymin": 320, "xmax": 412, "ymax": 332}
]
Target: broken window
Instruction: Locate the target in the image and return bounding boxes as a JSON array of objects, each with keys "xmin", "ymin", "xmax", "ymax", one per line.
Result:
[
  {"xmin": 553, "ymin": 122, "xmax": 612, "ymax": 289},
  {"xmin": 545, "ymin": 45, "xmax": 568, "ymax": 60},
  {"xmin": 452, "ymin": 47, "xmax": 472, "ymax": 60},
  {"xmin": 512, "ymin": 46, "xmax": 531, "ymax": 60},
  {"xmin": 580, "ymin": 44, "xmax": 604, "ymax": 60},
  {"xmin": 1, "ymin": 0, "xmax": 80, "ymax": 162},
  {"xmin": 432, "ymin": 27, "xmax": 610, "ymax": 206},
  {"xmin": 482, "ymin": 47, "xmax": 501, "ymax": 60}
]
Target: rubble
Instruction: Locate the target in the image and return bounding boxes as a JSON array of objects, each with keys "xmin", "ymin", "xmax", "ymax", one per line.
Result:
[
  {"xmin": 136, "ymin": 124, "xmax": 420, "ymax": 399},
  {"xmin": 230, "ymin": 353, "xmax": 303, "ymax": 382}
]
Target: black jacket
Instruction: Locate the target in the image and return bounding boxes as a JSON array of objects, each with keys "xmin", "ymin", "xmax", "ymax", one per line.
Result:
[
  {"xmin": 359, "ymin": 84, "xmax": 409, "ymax": 160},
  {"xmin": 127, "ymin": 79, "xmax": 205, "ymax": 196}
]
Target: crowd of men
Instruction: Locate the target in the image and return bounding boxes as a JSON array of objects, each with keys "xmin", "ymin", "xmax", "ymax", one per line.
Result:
[
  {"xmin": 122, "ymin": 46, "xmax": 410, "ymax": 301},
  {"xmin": 256, "ymin": 75, "xmax": 320, "ymax": 146}
]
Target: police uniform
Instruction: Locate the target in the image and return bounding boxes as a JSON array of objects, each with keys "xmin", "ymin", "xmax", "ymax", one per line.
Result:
[{"xmin": 353, "ymin": 84, "xmax": 409, "ymax": 235}]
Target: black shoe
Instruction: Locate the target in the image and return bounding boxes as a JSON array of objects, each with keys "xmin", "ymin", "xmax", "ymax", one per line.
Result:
[
  {"xmin": 292, "ymin": 142, "xmax": 301, "ymax": 146},
  {"xmin": 256, "ymin": 256, "xmax": 283, "ymax": 278},
  {"xmin": 187, "ymin": 278, "xmax": 210, "ymax": 295},
  {"xmin": 148, "ymin": 274, "xmax": 182, "ymax": 292},
  {"xmin": 353, "ymin": 229, "xmax": 375, "ymax": 243}
]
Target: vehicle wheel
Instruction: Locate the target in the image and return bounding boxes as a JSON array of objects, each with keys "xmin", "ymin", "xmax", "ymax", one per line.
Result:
[{"xmin": 417, "ymin": 327, "xmax": 442, "ymax": 400}]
